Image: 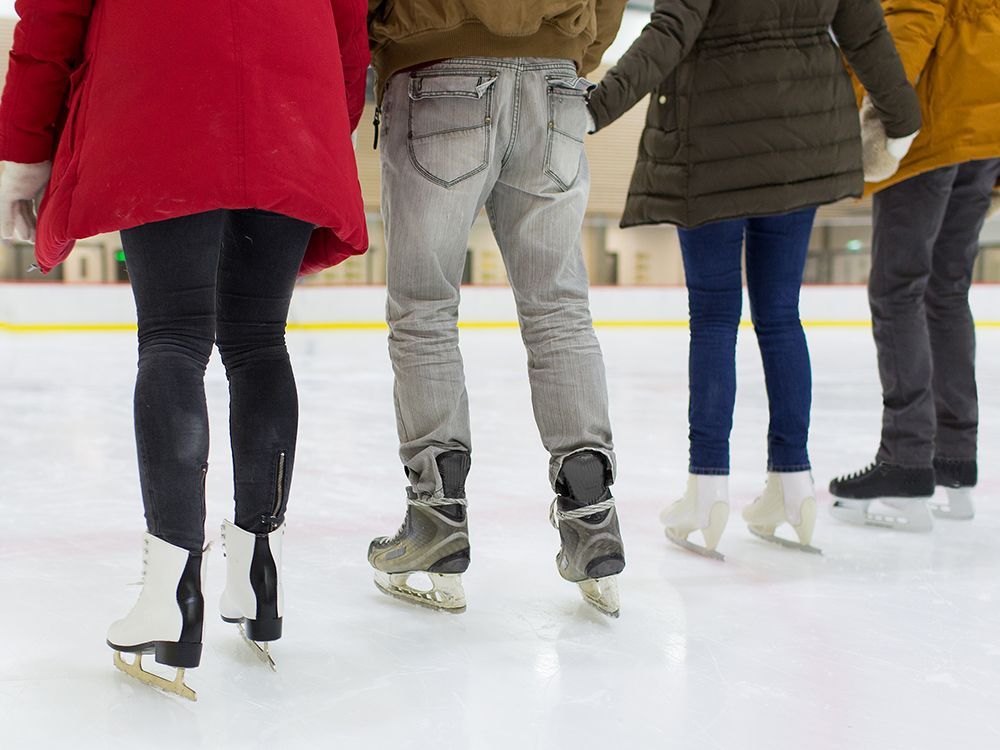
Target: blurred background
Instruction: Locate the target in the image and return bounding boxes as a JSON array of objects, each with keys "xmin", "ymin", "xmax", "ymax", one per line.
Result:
[{"xmin": 1, "ymin": 1, "xmax": 998, "ymax": 287}]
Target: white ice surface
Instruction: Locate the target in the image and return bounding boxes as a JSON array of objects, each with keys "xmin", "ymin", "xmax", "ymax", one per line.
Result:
[{"xmin": 2, "ymin": 323, "xmax": 999, "ymax": 749}]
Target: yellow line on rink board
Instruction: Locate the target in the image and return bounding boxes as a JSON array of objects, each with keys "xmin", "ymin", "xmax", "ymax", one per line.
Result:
[
  {"xmin": 0, "ymin": 322, "xmax": 139, "ymax": 333},
  {"xmin": 4, "ymin": 320, "xmax": 1000, "ymax": 333}
]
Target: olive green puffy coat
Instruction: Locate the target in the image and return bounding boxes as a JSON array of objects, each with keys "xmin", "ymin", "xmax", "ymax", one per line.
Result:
[{"xmin": 588, "ymin": 0, "xmax": 922, "ymax": 228}]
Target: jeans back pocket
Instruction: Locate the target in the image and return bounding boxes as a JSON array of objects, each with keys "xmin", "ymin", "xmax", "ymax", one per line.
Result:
[
  {"xmin": 407, "ymin": 72, "xmax": 497, "ymax": 188},
  {"xmin": 544, "ymin": 76, "xmax": 594, "ymax": 191}
]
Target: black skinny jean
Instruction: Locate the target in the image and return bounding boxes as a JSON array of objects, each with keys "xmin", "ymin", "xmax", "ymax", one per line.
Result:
[{"xmin": 122, "ymin": 210, "xmax": 313, "ymax": 552}]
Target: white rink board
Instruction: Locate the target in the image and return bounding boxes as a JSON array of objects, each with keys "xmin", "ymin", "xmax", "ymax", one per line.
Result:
[{"xmin": 3, "ymin": 283, "xmax": 1000, "ymax": 328}]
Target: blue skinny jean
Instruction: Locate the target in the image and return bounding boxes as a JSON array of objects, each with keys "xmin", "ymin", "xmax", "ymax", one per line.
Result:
[{"xmin": 678, "ymin": 208, "xmax": 816, "ymax": 475}]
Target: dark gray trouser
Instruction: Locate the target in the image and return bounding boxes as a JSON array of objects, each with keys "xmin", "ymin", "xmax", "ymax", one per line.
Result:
[{"xmin": 870, "ymin": 158, "xmax": 1000, "ymax": 467}]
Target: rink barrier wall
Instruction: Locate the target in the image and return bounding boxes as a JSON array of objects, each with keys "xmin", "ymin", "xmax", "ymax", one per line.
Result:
[{"xmin": 3, "ymin": 284, "xmax": 1000, "ymax": 331}]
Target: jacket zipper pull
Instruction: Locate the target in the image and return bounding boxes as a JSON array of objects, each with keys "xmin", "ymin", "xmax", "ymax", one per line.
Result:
[{"xmin": 373, "ymin": 107, "xmax": 381, "ymax": 150}]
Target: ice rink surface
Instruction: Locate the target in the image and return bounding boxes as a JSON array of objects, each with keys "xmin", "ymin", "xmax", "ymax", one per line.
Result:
[{"xmin": 2, "ymin": 324, "xmax": 999, "ymax": 749}]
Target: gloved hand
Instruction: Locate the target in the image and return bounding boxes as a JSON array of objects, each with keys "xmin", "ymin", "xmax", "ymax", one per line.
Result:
[
  {"xmin": 0, "ymin": 161, "xmax": 52, "ymax": 243},
  {"xmin": 860, "ymin": 97, "xmax": 917, "ymax": 183}
]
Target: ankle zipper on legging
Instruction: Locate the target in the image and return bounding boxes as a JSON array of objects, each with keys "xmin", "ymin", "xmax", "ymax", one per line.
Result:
[
  {"xmin": 261, "ymin": 451, "xmax": 286, "ymax": 532},
  {"xmin": 200, "ymin": 464, "xmax": 208, "ymax": 518}
]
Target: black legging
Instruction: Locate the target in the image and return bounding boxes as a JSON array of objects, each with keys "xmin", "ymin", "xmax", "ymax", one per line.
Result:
[{"xmin": 122, "ymin": 210, "xmax": 313, "ymax": 552}]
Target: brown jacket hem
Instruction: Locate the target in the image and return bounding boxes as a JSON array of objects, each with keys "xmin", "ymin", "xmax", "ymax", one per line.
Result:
[{"xmin": 372, "ymin": 22, "xmax": 590, "ymax": 100}]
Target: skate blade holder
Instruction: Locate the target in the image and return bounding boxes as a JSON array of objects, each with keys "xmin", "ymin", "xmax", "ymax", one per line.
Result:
[
  {"xmin": 664, "ymin": 529, "xmax": 725, "ymax": 561},
  {"xmin": 373, "ymin": 570, "xmax": 467, "ymax": 614},
  {"xmin": 113, "ymin": 651, "xmax": 197, "ymax": 702},
  {"xmin": 748, "ymin": 527, "xmax": 822, "ymax": 555},
  {"xmin": 578, "ymin": 576, "xmax": 620, "ymax": 618},
  {"xmin": 929, "ymin": 489, "xmax": 975, "ymax": 521},
  {"xmin": 237, "ymin": 623, "xmax": 276, "ymax": 671},
  {"xmin": 831, "ymin": 499, "xmax": 934, "ymax": 532}
]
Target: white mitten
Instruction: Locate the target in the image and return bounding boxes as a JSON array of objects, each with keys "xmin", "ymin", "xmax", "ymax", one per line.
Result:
[
  {"xmin": 860, "ymin": 97, "xmax": 917, "ymax": 183},
  {"xmin": 0, "ymin": 161, "xmax": 52, "ymax": 242}
]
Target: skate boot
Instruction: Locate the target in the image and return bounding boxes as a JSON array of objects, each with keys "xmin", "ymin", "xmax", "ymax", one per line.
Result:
[
  {"xmin": 550, "ymin": 452, "xmax": 625, "ymax": 618},
  {"xmin": 743, "ymin": 472, "xmax": 821, "ymax": 554},
  {"xmin": 368, "ymin": 452, "xmax": 471, "ymax": 613},
  {"xmin": 107, "ymin": 533, "xmax": 206, "ymax": 701},
  {"xmin": 220, "ymin": 520, "xmax": 284, "ymax": 670},
  {"xmin": 661, "ymin": 475, "xmax": 730, "ymax": 560},
  {"xmin": 829, "ymin": 461, "xmax": 934, "ymax": 532},
  {"xmin": 931, "ymin": 458, "xmax": 976, "ymax": 520}
]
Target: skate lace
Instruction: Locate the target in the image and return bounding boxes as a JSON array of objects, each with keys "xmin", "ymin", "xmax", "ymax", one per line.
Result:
[
  {"xmin": 129, "ymin": 537, "xmax": 150, "ymax": 587},
  {"xmin": 408, "ymin": 495, "xmax": 469, "ymax": 509},
  {"xmin": 374, "ymin": 493, "xmax": 471, "ymax": 543},
  {"xmin": 842, "ymin": 463, "xmax": 876, "ymax": 482},
  {"xmin": 549, "ymin": 496, "xmax": 617, "ymax": 529}
]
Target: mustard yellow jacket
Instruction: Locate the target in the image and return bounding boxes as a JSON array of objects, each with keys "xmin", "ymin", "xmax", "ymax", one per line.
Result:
[{"xmin": 860, "ymin": 0, "xmax": 1000, "ymax": 193}]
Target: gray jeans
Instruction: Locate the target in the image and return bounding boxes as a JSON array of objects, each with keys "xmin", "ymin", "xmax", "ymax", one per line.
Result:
[
  {"xmin": 870, "ymin": 158, "xmax": 1000, "ymax": 466},
  {"xmin": 379, "ymin": 57, "xmax": 615, "ymax": 500}
]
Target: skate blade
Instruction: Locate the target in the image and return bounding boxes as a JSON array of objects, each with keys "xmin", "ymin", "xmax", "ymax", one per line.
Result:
[
  {"xmin": 578, "ymin": 576, "xmax": 620, "ymax": 618},
  {"xmin": 664, "ymin": 528, "xmax": 725, "ymax": 561},
  {"xmin": 113, "ymin": 651, "xmax": 196, "ymax": 702},
  {"xmin": 930, "ymin": 503, "xmax": 975, "ymax": 521},
  {"xmin": 373, "ymin": 571, "xmax": 467, "ymax": 614},
  {"xmin": 236, "ymin": 623, "xmax": 276, "ymax": 671},
  {"xmin": 830, "ymin": 500, "xmax": 933, "ymax": 533},
  {"xmin": 748, "ymin": 527, "xmax": 822, "ymax": 555}
]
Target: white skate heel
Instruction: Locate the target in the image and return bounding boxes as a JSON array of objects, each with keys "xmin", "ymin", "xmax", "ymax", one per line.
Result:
[
  {"xmin": 661, "ymin": 475, "xmax": 730, "ymax": 561},
  {"xmin": 829, "ymin": 497, "xmax": 933, "ymax": 532},
  {"xmin": 744, "ymin": 472, "xmax": 822, "ymax": 554},
  {"xmin": 107, "ymin": 533, "xmax": 207, "ymax": 701},
  {"xmin": 929, "ymin": 488, "xmax": 975, "ymax": 520},
  {"xmin": 220, "ymin": 520, "xmax": 284, "ymax": 670}
]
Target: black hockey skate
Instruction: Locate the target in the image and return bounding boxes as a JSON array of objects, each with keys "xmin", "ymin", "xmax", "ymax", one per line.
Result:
[{"xmin": 829, "ymin": 461, "xmax": 934, "ymax": 532}]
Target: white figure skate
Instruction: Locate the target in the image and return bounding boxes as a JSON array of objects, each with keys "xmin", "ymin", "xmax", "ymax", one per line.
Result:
[
  {"xmin": 743, "ymin": 472, "xmax": 821, "ymax": 554},
  {"xmin": 107, "ymin": 533, "xmax": 206, "ymax": 701},
  {"xmin": 661, "ymin": 475, "xmax": 730, "ymax": 561},
  {"xmin": 220, "ymin": 520, "xmax": 284, "ymax": 670}
]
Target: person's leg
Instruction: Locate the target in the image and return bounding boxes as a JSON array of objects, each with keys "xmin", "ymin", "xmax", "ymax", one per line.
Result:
[
  {"xmin": 214, "ymin": 210, "xmax": 312, "ymax": 534},
  {"xmin": 380, "ymin": 62, "xmax": 504, "ymax": 500},
  {"xmin": 121, "ymin": 211, "xmax": 225, "ymax": 552},
  {"xmin": 828, "ymin": 169, "xmax": 956, "ymax": 529},
  {"xmin": 869, "ymin": 165, "xmax": 957, "ymax": 467},
  {"xmin": 368, "ymin": 59, "xmax": 510, "ymax": 612},
  {"xmin": 658, "ymin": 218, "xmax": 743, "ymax": 558},
  {"xmin": 485, "ymin": 61, "xmax": 621, "ymax": 613},
  {"xmin": 678, "ymin": 220, "xmax": 746, "ymax": 476},
  {"xmin": 926, "ymin": 159, "xmax": 1000, "ymax": 468},
  {"xmin": 484, "ymin": 63, "xmax": 614, "ymax": 490},
  {"xmin": 744, "ymin": 207, "xmax": 816, "ymax": 473}
]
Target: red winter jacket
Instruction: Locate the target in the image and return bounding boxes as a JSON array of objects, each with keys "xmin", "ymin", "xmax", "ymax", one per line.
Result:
[{"xmin": 0, "ymin": 0, "xmax": 370, "ymax": 274}]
